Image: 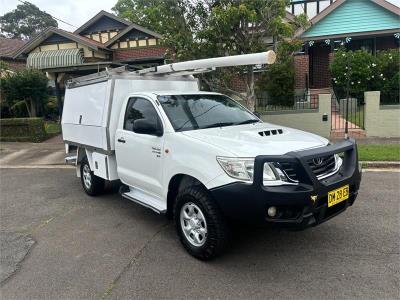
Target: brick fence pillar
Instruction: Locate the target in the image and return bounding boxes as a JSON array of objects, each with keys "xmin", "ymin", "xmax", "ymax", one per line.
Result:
[{"xmin": 294, "ymin": 54, "xmax": 309, "ymax": 90}]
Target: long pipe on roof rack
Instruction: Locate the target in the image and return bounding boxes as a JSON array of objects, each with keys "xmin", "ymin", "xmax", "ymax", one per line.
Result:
[{"xmin": 136, "ymin": 51, "xmax": 276, "ymax": 75}]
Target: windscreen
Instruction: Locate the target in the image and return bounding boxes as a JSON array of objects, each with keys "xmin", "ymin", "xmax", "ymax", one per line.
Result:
[{"xmin": 157, "ymin": 94, "xmax": 259, "ymax": 132}]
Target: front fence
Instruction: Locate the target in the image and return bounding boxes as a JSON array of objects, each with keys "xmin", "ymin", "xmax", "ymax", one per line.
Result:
[
  {"xmin": 331, "ymin": 88, "xmax": 365, "ymax": 130},
  {"xmin": 380, "ymin": 90, "xmax": 400, "ymax": 105},
  {"xmin": 256, "ymin": 94, "xmax": 319, "ymax": 112}
]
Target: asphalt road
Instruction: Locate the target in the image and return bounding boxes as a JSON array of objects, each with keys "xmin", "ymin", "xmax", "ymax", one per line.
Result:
[{"xmin": 0, "ymin": 169, "xmax": 399, "ymax": 299}]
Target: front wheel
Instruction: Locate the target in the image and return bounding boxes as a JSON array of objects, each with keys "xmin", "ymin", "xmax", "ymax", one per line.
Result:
[
  {"xmin": 80, "ymin": 157, "xmax": 105, "ymax": 196},
  {"xmin": 174, "ymin": 186, "xmax": 229, "ymax": 260}
]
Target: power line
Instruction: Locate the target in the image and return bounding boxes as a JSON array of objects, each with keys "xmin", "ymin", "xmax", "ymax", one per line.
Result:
[{"xmin": 17, "ymin": 0, "xmax": 78, "ymax": 28}]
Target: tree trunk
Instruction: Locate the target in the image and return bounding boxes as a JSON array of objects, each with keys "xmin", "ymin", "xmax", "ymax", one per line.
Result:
[
  {"xmin": 23, "ymin": 100, "xmax": 31, "ymax": 117},
  {"xmin": 245, "ymin": 65, "xmax": 256, "ymax": 112},
  {"xmin": 29, "ymin": 98, "xmax": 37, "ymax": 117}
]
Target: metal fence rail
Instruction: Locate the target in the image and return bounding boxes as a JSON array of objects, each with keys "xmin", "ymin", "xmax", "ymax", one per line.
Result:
[
  {"xmin": 381, "ymin": 90, "xmax": 400, "ymax": 105},
  {"xmin": 256, "ymin": 94, "xmax": 319, "ymax": 112},
  {"xmin": 331, "ymin": 89, "xmax": 365, "ymax": 130}
]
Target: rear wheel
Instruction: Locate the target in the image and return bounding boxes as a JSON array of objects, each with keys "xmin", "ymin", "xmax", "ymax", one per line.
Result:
[
  {"xmin": 80, "ymin": 157, "xmax": 105, "ymax": 196},
  {"xmin": 174, "ymin": 185, "xmax": 229, "ymax": 260}
]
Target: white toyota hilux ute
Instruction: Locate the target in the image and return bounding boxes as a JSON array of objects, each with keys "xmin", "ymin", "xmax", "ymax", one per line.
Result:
[{"xmin": 62, "ymin": 53, "xmax": 362, "ymax": 260}]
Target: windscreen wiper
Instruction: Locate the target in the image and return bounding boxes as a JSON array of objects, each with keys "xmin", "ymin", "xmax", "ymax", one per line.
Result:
[
  {"xmin": 236, "ymin": 119, "xmax": 260, "ymax": 125},
  {"xmin": 202, "ymin": 122, "xmax": 235, "ymax": 129}
]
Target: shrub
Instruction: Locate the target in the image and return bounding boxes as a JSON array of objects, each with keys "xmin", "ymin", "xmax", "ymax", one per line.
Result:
[
  {"xmin": 0, "ymin": 118, "xmax": 47, "ymax": 142},
  {"xmin": 330, "ymin": 49, "xmax": 399, "ymax": 102},
  {"xmin": 1, "ymin": 69, "xmax": 49, "ymax": 118},
  {"xmin": 256, "ymin": 40, "xmax": 301, "ymax": 107}
]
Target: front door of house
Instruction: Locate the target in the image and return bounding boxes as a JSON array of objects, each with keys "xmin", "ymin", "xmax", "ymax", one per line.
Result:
[{"xmin": 309, "ymin": 43, "xmax": 331, "ymax": 89}]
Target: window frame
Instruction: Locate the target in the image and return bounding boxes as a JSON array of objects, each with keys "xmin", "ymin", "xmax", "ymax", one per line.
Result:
[{"xmin": 123, "ymin": 97, "xmax": 164, "ymax": 136}]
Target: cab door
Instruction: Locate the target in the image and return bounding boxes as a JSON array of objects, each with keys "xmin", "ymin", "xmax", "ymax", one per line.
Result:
[{"xmin": 115, "ymin": 96, "xmax": 165, "ymax": 199}]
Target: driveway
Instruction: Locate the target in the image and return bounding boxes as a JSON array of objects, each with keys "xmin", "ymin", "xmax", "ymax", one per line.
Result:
[
  {"xmin": 0, "ymin": 138, "xmax": 66, "ymax": 167},
  {"xmin": 0, "ymin": 169, "xmax": 399, "ymax": 299}
]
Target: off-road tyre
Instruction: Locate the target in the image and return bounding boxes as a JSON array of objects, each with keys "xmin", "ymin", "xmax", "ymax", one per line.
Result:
[
  {"xmin": 174, "ymin": 185, "xmax": 230, "ymax": 260},
  {"xmin": 80, "ymin": 157, "xmax": 105, "ymax": 196}
]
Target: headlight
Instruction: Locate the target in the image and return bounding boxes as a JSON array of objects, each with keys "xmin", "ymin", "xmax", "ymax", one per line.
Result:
[{"xmin": 216, "ymin": 157, "xmax": 290, "ymax": 185}]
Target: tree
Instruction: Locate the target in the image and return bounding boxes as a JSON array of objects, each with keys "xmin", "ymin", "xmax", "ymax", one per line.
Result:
[
  {"xmin": 1, "ymin": 69, "xmax": 49, "ymax": 117},
  {"xmin": 113, "ymin": 0, "xmax": 301, "ymax": 111},
  {"xmin": 0, "ymin": 2, "xmax": 57, "ymax": 40},
  {"xmin": 197, "ymin": 0, "xmax": 297, "ymax": 111},
  {"xmin": 256, "ymin": 39, "xmax": 303, "ymax": 107}
]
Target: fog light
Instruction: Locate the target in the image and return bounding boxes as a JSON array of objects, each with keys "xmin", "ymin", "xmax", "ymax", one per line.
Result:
[{"xmin": 267, "ymin": 206, "xmax": 277, "ymax": 217}]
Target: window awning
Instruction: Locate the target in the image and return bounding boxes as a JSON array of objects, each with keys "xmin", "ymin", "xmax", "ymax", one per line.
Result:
[{"xmin": 27, "ymin": 48, "xmax": 84, "ymax": 69}]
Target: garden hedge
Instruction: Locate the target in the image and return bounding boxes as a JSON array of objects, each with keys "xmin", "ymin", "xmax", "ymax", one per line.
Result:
[{"xmin": 0, "ymin": 118, "xmax": 47, "ymax": 142}]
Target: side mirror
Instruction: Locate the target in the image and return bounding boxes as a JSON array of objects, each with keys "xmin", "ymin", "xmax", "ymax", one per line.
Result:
[
  {"xmin": 253, "ymin": 112, "xmax": 261, "ymax": 119},
  {"xmin": 133, "ymin": 119, "xmax": 163, "ymax": 136}
]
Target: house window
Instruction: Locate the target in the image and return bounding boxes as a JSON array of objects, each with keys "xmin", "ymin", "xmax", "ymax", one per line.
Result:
[
  {"xmin": 100, "ymin": 32, "xmax": 109, "ymax": 43},
  {"xmin": 129, "ymin": 40, "xmax": 137, "ymax": 48},
  {"xmin": 148, "ymin": 38, "xmax": 157, "ymax": 46},
  {"xmin": 348, "ymin": 38, "xmax": 374, "ymax": 54}
]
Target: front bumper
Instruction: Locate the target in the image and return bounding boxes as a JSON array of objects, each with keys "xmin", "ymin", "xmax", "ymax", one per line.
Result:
[{"xmin": 210, "ymin": 139, "xmax": 362, "ymax": 228}]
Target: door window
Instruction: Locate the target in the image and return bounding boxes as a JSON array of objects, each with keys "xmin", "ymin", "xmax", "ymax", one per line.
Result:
[{"xmin": 123, "ymin": 97, "xmax": 161, "ymax": 132}]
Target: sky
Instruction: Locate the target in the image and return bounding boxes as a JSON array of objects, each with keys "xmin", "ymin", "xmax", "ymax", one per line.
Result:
[
  {"xmin": 0, "ymin": 0, "xmax": 117, "ymax": 31},
  {"xmin": 0, "ymin": 0, "xmax": 399, "ymax": 31}
]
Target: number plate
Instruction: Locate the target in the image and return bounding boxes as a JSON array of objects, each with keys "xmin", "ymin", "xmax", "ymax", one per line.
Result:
[{"xmin": 328, "ymin": 185, "xmax": 349, "ymax": 207}]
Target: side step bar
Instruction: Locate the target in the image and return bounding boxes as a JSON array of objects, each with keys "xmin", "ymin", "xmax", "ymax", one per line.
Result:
[{"xmin": 121, "ymin": 191, "xmax": 166, "ymax": 215}]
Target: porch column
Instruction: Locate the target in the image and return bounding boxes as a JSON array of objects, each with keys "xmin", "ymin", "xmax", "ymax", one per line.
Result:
[
  {"xmin": 294, "ymin": 54, "xmax": 309, "ymax": 91},
  {"xmin": 54, "ymin": 73, "xmax": 63, "ymax": 120}
]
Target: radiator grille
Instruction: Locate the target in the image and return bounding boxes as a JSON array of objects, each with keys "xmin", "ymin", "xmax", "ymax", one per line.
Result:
[
  {"xmin": 278, "ymin": 154, "xmax": 338, "ymax": 182},
  {"xmin": 307, "ymin": 154, "xmax": 336, "ymax": 177}
]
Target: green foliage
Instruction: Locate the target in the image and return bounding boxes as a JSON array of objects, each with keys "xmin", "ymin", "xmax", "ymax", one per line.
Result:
[
  {"xmin": 358, "ymin": 144, "xmax": 400, "ymax": 162},
  {"xmin": 198, "ymin": 0, "xmax": 292, "ymax": 56},
  {"xmin": 256, "ymin": 40, "xmax": 302, "ymax": 106},
  {"xmin": 1, "ymin": 69, "xmax": 49, "ymax": 118},
  {"xmin": 44, "ymin": 120, "xmax": 61, "ymax": 136},
  {"xmin": 113, "ymin": 0, "xmax": 299, "ymax": 111},
  {"xmin": 44, "ymin": 96, "xmax": 59, "ymax": 117},
  {"xmin": 0, "ymin": 117, "xmax": 47, "ymax": 142},
  {"xmin": 0, "ymin": 60, "xmax": 10, "ymax": 70},
  {"xmin": 330, "ymin": 49, "xmax": 399, "ymax": 101},
  {"xmin": 0, "ymin": 2, "xmax": 57, "ymax": 39}
]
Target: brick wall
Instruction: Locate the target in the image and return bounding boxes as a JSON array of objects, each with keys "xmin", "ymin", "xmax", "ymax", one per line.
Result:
[
  {"xmin": 113, "ymin": 46, "xmax": 168, "ymax": 61},
  {"xmin": 309, "ymin": 44, "xmax": 331, "ymax": 89},
  {"xmin": 294, "ymin": 55, "xmax": 309, "ymax": 90},
  {"xmin": 229, "ymin": 74, "xmax": 247, "ymax": 93}
]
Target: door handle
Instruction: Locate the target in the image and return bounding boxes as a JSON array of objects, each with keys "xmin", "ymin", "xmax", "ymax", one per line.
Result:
[{"xmin": 117, "ymin": 137, "xmax": 126, "ymax": 143}]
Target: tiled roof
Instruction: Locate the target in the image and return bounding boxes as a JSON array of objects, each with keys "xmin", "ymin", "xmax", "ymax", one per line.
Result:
[{"xmin": 0, "ymin": 37, "xmax": 26, "ymax": 58}]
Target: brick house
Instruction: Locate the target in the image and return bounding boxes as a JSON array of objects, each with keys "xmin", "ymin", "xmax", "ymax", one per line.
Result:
[
  {"xmin": 294, "ymin": 0, "xmax": 399, "ymax": 93},
  {"xmin": 0, "ymin": 37, "xmax": 26, "ymax": 72},
  {"xmin": 11, "ymin": 10, "xmax": 167, "ymax": 113}
]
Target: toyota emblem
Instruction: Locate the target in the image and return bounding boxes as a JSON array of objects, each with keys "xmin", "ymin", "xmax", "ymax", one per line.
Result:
[{"xmin": 313, "ymin": 157, "xmax": 324, "ymax": 166}]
